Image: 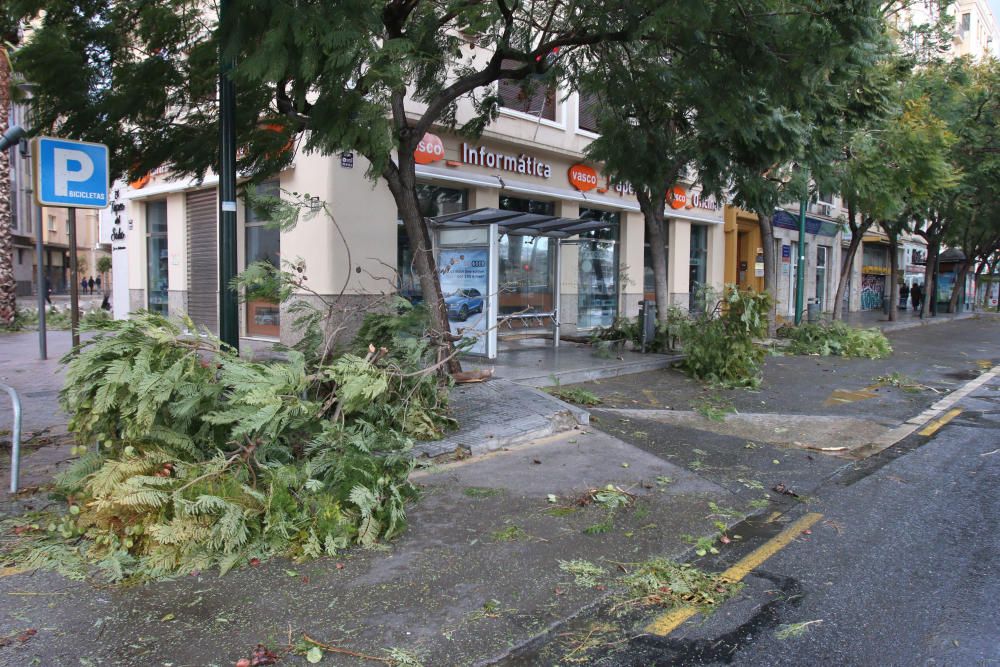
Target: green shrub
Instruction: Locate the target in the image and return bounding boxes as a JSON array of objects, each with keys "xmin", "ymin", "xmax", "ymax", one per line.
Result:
[
  {"xmin": 2, "ymin": 306, "xmax": 109, "ymax": 332},
  {"xmin": 778, "ymin": 321, "xmax": 892, "ymax": 359},
  {"xmin": 591, "ymin": 306, "xmax": 687, "ymax": 354},
  {"xmin": 676, "ymin": 287, "xmax": 772, "ymax": 389}
]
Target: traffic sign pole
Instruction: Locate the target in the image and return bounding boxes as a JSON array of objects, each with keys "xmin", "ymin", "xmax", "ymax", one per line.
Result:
[
  {"xmin": 68, "ymin": 208, "xmax": 80, "ymax": 350},
  {"xmin": 34, "ymin": 197, "xmax": 46, "ymax": 360},
  {"xmin": 31, "ymin": 136, "xmax": 109, "ymax": 359}
]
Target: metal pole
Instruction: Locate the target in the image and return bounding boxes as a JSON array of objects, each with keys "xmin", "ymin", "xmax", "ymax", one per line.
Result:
[
  {"xmin": 68, "ymin": 208, "xmax": 80, "ymax": 349},
  {"xmin": 553, "ymin": 238, "xmax": 561, "ymax": 348},
  {"xmin": 34, "ymin": 189, "xmax": 47, "ymax": 360},
  {"xmin": 1, "ymin": 383, "xmax": 21, "ymax": 493},
  {"xmin": 795, "ymin": 197, "xmax": 807, "ymax": 325},
  {"xmin": 218, "ymin": 0, "xmax": 239, "ymax": 352}
]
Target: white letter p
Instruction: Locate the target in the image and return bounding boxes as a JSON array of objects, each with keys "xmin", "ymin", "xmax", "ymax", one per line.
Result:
[{"xmin": 54, "ymin": 148, "xmax": 94, "ymax": 197}]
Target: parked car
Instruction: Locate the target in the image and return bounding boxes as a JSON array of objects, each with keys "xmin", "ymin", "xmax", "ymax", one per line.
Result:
[{"xmin": 445, "ymin": 288, "xmax": 484, "ymax": 321}]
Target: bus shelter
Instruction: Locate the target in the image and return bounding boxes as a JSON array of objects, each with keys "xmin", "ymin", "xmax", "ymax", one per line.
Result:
[{"xmin": 430, "ymin": 207, "xmax": 615, "ymax": 360}]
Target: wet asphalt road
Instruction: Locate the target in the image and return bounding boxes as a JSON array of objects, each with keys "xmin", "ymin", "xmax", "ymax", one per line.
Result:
[{"xmin": 505, "ymin": 362, "xmax": 1000, "ymax": 665}]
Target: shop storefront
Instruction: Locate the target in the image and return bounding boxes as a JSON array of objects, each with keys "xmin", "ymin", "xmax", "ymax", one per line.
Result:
[
  {"xmin": 860, "ymin": 239, "xmax": 891, "ymax": 311},
  {"xmin": 121, "ymin": 129, "xmax": 726, "ymax": 352}
]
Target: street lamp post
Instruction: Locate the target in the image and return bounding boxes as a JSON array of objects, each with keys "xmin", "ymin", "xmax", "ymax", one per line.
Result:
[
  {"xmin": 218, "ymin": 0, "xmax": 239, "ymax": 352},
  {"xmin": 795, "ymin": 196, "xmax": 807, "ymax": 325}
]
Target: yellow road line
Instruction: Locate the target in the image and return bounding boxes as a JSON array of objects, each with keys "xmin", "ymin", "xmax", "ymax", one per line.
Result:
[
  {"xmin": 918, "ymin": 408, "xmax": 962, "ymax": 437},
  {"xmin": 645, "ymin": 512, "xmax": 823, "ymax": 636}
]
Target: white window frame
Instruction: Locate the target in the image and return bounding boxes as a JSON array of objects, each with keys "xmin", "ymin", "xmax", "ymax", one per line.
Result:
[{"xmin": 497, "ymin": 80, "xmax": 567, "ymax": 130}]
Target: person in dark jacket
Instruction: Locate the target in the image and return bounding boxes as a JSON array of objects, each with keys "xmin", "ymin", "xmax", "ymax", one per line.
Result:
[
  {"xmin": 900, "ymin": 283, "xmax": 910, "ymax": 310},
  {"xmin": 911, "ymin": 282, "xmax": 923, "ymax": 312},
  {"xmin": 87, "ymin": 277, "xmax": 95, "ymax": 294}
]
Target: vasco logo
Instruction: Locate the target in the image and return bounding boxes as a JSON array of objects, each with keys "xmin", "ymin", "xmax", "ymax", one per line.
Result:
[{"xmin": 414, "ymin": 133, "xmax": 445, "ymax": 164}]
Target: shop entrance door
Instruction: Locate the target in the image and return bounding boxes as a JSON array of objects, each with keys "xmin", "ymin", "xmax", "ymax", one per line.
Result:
[
  {"xmin": 815, "ymin": 245, "xmax": 828, "ymax": 311},
  {"xmin": 788, "ymin": 241, "xmax": 798, "ymax": 316}
]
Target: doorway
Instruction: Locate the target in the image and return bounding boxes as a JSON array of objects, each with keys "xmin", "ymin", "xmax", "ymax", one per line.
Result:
[
  {"xmin": 815, "ymin": 245, "xmax": 828, "ymax": 311},
  {"xmin": 788, "ymin": 241, "xmax": 796, "ymax": 316}
]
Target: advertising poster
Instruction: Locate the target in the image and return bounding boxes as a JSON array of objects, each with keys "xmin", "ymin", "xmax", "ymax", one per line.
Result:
[
  {"xmin": 439, "ymin": 247, "xmax": 489, "ymax": 355},
  {"xmin": 937, "ymin": 272, "xmax": 956, "ymax": 303}
]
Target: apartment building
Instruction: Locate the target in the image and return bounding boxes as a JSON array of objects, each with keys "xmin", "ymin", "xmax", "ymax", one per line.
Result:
[
  {"xmin": 723, "ymin": 195, "xmax": 846, "ymax": 320},
  {"xmin": 121, "ymin": 85, "xmax": 727, "ymax": 351},
  {"xmin": 952, "ymin": 0, "xmax": 1000, "ymax": 59}
]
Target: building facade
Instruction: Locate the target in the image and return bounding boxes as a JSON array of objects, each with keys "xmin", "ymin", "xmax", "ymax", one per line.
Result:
[
  {"xmin": 120, "ymin": 91, "xmax": 728, "ymax": 349},
  {"xmin": 724, "ymin": 192, "xmax": 847, "ymax": 321}
]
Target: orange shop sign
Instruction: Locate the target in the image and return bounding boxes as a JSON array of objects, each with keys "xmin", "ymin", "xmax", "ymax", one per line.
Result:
[
  {"xmin": 568, "ymin": 164, "xmax": 599, "ymax": 191},
  {"xmin": 668, "ymin": 185, "xmax": 687, "ymax": 209},
  {"xmin": 414, "ymin": 133, "xmax": 445, "ymax": 164}
]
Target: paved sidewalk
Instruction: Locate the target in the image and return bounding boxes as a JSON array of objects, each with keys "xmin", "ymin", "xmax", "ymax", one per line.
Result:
[
  {"xmin": 840, "ymin": 307, "xmax": 987, "ymax": 331},
  {"xmin": 0, "ymin": 428, "xmax": 743, "ymax": 667}
]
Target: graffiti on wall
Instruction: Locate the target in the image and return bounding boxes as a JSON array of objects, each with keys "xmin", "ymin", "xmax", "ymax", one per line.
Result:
[{"xmin": 861, "ymin": 274, "xmax": 885, "ymax": 310}]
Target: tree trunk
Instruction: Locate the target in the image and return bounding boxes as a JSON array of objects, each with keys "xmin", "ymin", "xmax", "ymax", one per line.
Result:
[
  {"xmin": 887, "ymin": 231, "xmax": 899, "ymax": 322},
  {"xmin": 922, "ymin": 238, "xmax": 939, "ymax": 318},
  {"xmin": 383, "ymin": 155, "xmax": 462, "ymax": 375},
  {"xmin": 636, "ymin": 187, "xmax": 670, "ymax": 322},
  {"xmin": 949, "ymin": 260, "xmax": 970, "ymax": 315},
  {"xmin": 755, "ymin": 210, "xmax": 778, "ymax": 333},
  {"xmin": 0, "ymin": 46, "xmax": 16, "ymax": 327},
  {"xmin": 972, "ymin": 262, "xmax": 986, "ymax": 310},
  {"xmin": 832, "ymin": 202, "xmax": 870, "ymax": 321}
]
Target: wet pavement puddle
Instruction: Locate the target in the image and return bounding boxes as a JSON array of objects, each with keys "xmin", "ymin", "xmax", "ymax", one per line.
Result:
[{"xmin": 823, "ymin": 387, "xmax": 880, "ymax": 405}]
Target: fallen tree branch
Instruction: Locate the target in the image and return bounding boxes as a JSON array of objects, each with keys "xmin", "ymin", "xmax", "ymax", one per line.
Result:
[{"xmin": 301, "ymin": 634, "xmax": 395, "ymax": 664}]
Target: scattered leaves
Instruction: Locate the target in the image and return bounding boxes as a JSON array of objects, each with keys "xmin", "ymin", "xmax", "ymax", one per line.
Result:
[
  {"xmin": 775, "ymin": 619, "xmax": 823, "ymax": 640},
  {"xmin": 559, "ymin": 559, "xmax": 606, "ymax": 587}
]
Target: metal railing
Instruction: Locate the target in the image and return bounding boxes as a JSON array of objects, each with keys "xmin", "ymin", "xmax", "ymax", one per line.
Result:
[{"xmin": 1, "ymin": 383, "xmax": 22, "ymax": 493}]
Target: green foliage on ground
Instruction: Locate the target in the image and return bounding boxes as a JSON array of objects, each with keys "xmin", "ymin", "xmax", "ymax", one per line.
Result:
[
  {"xmin": 676, "ymin": 288, "xmax": 772, "ymax": 389},
  {"xmin": 1, "ymin": 306, "xmax": 110, "ymax": 332},
  {"xmin": 778, "ymin": 321, "xmax": 892, "ymax": 358},
  {"xmin": 546, "ymin": 385, "xmax": 602, "ymax": 406},
  {"xmin": 620, "ymin": 559, "xmax": 743, "ymax": 611},
  {"xmin": 5, "ymin": 304, "xmax": 454, "ymax": 581}
]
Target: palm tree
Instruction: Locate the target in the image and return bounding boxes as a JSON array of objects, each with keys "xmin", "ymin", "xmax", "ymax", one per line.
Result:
[{"xmin": 0, "ymin": 26, "xmax": 18, "ymax": 327}]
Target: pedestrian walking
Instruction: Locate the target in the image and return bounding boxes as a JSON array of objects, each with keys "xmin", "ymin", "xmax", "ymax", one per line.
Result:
[
  {"xmin": 96, "ymin": 275, "xmax": 102, "ymax": 293},
  {"xmin": 88, "ymin": 277, "xmax": 95, "ymax": 294},
  {"xmin": 900, "ymin": 283, "xmax": 910, "ymax": 310},
  {"xmin": 911, "ymin": 283, "xmax": 922, "ymax": 313},
  {"xmin": 81, "ymin": 276, "xmax": 88, "ymax": 295},
  {"xmin": 45, "ymin": 277, "xmax": 53, "ymax": 306}
]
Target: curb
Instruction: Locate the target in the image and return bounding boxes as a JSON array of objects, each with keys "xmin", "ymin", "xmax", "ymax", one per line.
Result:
[
  {"xmin": 873, "ymin": 312, "xmax": 980, "ymax": 333},
  {"xmin": 852, "ymin": 364, "xmax": 999, "ymax": 459},
  {"xmin": 413, "ymin": 382, "xmax": 591, "ymax": 460}
]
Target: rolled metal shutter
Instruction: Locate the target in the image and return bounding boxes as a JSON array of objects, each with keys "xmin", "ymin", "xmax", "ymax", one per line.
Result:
[{"xmin": 186, "ymin": 188, "xmax": 219, "ymax": 333}]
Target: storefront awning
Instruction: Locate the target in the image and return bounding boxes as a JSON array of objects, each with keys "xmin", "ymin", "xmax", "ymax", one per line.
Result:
[{"xmin": 429, "ymin": 207, "xmax": 612, "ymax": 238}]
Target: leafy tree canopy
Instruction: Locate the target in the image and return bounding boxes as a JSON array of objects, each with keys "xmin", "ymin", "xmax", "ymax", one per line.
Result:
[{"xmin": 11, "ymin": 0, "xmax": 656, "ymax": 183}]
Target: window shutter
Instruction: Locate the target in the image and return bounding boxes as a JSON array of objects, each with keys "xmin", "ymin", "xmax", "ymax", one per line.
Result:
[
  {"xmin": 578, "ymin": 92, "xmax": 599, "ymax": 133},
  {"xmin": 498, "ymin": 59, "xmax": 556, "ymax": 121}
]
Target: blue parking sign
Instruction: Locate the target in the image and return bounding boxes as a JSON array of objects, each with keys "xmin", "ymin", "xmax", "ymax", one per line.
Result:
[{"xmin": 34, "ymin": 137, "xmax": 110, "ymax": 209}]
